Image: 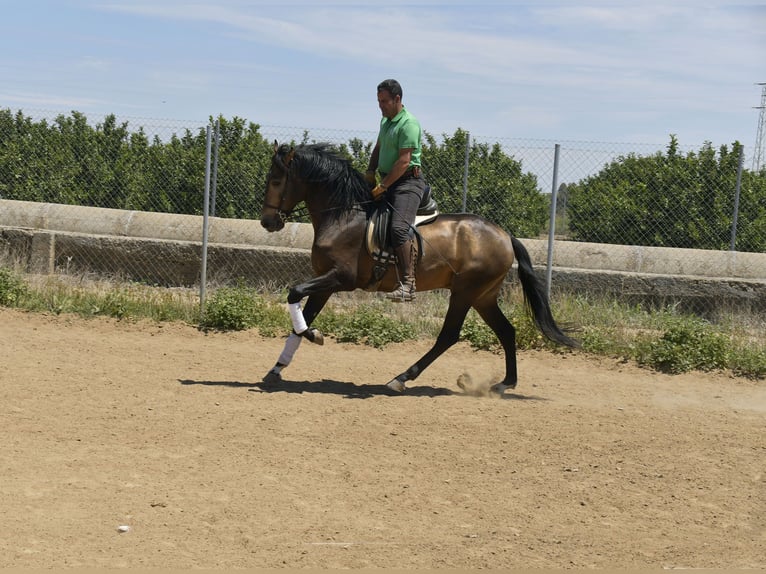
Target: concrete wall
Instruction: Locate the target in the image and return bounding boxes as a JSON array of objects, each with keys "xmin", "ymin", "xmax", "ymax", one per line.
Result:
[{"xmin": 1, "ymin": 199, "xmax": 764, "ymax": 314}]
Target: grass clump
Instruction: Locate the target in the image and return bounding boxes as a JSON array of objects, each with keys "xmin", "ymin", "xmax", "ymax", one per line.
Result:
[
  {"xmin": 636, "ymin": 319, "xmax": 731, "ymax": 374},
  {"xmin": 317, "ymin": 302, "xmax": 416, "ymax": 348},
  {"xmin": 1, "ymin": 269, "xmax": 200, "ymax": 322},
  {"xmin": 460, "ymin": 312, "xmax": 500, "ymax": 351},
  {"xmin": 729, "ymin": 346, "xmax": 766, "ymax": 379},
  {"xmin": 200, "ymin": 285, "xmax": 288, "ymax": 334},
  {"xmin": 0, "ymin": 267, "xmax": 29, "ymax": 306}
]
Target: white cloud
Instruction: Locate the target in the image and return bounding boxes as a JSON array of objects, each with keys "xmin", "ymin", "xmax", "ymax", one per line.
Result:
[
  {"xmin": 0, "ymin": 91, "xmax": 104, "ymax": 108},
  {"xmin": 6, "ymin": 1, "xmax": 761, "ymax": 144}
]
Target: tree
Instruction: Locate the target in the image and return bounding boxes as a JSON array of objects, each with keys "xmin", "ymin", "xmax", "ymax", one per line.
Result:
[
  {"xmin": 566, "ymin": 135, "xmax": 766, "ymax": 252},
  {"xmin": 207, "ymin": 116, "xmax": 273, "ymax": 219},
  {"xmin": 422, "ymin": 129, "xmax": 548, "ymax": 237},
  {"xmin": 7, "ymin": 112, "xmax": 760, "ymax": 252}
]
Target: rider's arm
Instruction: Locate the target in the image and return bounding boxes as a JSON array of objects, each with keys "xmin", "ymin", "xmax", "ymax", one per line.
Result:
[
  {"xmin": 366, "ymin": 141, "xmax": 381, "ymax": 186},
  {"xmin": 367, "ymin": 141, "xmax": 380, "ymax": 173},
  {"xmin": 380, "ymin": 147, "xmax": 413, "ymax": 190}
]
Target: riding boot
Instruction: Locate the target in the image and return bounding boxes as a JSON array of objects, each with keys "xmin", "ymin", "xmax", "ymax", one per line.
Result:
[{"xmin": 386, "ymin": 240, "xmax": 416, "ymax": 302}]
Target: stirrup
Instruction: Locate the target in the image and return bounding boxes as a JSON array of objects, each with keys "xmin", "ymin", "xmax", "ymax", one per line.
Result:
[{"xmin": 386, "ymin": 282, "xmax": 416, "ymax": 302}]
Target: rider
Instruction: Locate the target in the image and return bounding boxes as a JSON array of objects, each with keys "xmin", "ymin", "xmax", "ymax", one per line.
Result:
[{"xmin": 366, "ymin": 79, "xmax": 427, "ymax": 302}]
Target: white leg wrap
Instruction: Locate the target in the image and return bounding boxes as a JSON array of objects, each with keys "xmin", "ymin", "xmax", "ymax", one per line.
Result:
[
  {"xmin": 277, "ymin": 332, "xmax": 303, "ymax": 366},
  {"xmin": 288, "ymin": 302, "xmax": 308, "ymax": 334}
]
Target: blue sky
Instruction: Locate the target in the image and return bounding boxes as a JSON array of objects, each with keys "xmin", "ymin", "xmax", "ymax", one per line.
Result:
[{"xmin": 2, "ymin": 1, "xmax": 765, "ymax": 152}]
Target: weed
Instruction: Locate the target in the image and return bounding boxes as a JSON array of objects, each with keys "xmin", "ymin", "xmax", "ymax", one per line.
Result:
[
  {"xmin": 328, "ymin": 303, "xmax": 415, "ymax": 348},
  {"xmin": 460, "ymin": 312, "xmax": 499, "ymax": 351},
  {"xmin": 637, "ymin": 318, "xmax": 731, "ymax": 374},
  {"xmin": 0, "ymin": 267, "xmax": 28, "ymax": 306},
  {"xmin": 200, "ymin": 286, "xmax": 262, "ymax": 331}
]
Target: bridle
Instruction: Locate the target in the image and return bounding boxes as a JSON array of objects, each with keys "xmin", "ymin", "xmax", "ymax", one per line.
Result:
[{"xmin": 263, "ymin": 146, "xmax": 300, "ymax": 221}]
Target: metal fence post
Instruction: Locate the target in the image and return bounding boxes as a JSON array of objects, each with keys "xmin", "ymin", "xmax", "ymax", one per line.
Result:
[
  {"xmin": 730, "ymin": 145, "xmax": 744, "ymax": 251},
  {"xmin": 545, "ymin": 143, "xmax": 561, "ymax": 298},
  {"xmin": 462, "ymin": 132, "xmax": 470, "ymax": 212},
  {"xmin": 211, "ymin": 118, "xmax": 220, "ymax": 217},
  {"xmin": 200, "ymin": 124, "xmax": 213, "ymax": 313}
]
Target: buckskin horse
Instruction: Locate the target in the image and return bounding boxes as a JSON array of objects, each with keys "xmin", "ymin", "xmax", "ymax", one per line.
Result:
[{"xmin": 260, "ymin": 142, "xmax": 578, "ymax": 396}]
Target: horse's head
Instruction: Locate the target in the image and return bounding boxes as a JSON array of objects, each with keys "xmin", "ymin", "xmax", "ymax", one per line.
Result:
[
  {"xmin": 261, "ymin": 141, "xmax": 370, "ymax": 231},
  {"xmin": 261, "ymin": 141, "xmax": 299, "ymax": 232}
]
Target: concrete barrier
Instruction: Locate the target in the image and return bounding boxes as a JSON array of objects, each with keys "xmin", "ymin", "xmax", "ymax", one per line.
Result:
[{"xmin": 1, "ymin": 199, "xmax": 764, "ymax": 314}]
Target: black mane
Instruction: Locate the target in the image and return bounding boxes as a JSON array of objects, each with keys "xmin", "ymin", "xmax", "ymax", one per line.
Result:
[{"xmin": 276, "ymin": 143, "xmax": 370, "ymax": 219}]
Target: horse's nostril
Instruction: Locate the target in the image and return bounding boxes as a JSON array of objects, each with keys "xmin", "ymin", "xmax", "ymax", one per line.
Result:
[{"xmin": 260, "ymin": 216, "xmax": 283, "ymax": 232}]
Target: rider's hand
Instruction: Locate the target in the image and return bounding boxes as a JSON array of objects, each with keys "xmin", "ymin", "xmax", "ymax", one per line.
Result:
[
  {"xmin": 364, "ymin": 170, "xmax": 377, "ymax": 186},
  {"xmin": 371, "ymin": 183, "xmax": 387, "ymax": 200}
]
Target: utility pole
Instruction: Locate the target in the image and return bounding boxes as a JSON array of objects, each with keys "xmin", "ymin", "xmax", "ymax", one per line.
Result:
[{"xmin": 753, "ymin": 82, "xmax": 766, "ymax": 172}]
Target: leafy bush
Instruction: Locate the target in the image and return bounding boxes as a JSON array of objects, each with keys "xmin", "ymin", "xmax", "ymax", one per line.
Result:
[
  {"xmin": 328, "ymin": 304, "xmax": 415, "ymax": 348},
  {"xmin": 637, "ymin": 319, "xmax": 731, "ymax": 374},
  {"xmin": 460, "ymin": 312, "xmax": 499, "ymax": 351},
  {"xmin": 200, "ymin": 286, "xmax": 288, "ymax": 332},
  {"xmin": 0, "ymin": 267, "xmax": 28, "ymax": 307},
  {"xmin": 459, "ymin": 307, "xmax": 563, "ymax": 352},
  {"xmin": 729, "ymin": 346, "xmax": 766, "ymax": 379},
  {"xmin": 580, "ymin": 327, "xmax": 617, "ymax": 355}
]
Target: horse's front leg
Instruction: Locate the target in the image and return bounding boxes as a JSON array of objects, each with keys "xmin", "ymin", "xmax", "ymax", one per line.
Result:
[
  {"xmin": 264, "ymin": 291, "xmax": 331, "ymax": 384},
  {"xmin": 285, "ymin": 269, "xmax": 353, "ymax": 343},
  {"xmin": 265, "ymin": 269, "xmax": 350, "ymax": 383}
]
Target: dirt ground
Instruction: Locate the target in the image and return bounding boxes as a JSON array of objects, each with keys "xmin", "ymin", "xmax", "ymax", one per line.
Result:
[{"xmin": 1, "ymin": 307, "xmax": 764, "ymax": 569}]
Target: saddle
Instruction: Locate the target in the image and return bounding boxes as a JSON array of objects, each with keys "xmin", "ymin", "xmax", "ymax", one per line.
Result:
[{"xmin": 364, "ymin": 185, "xmax": 439, "ymax": 271}]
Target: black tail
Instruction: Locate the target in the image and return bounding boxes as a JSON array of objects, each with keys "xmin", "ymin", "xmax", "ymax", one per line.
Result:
[{"xmin": 511, "ymin": 236, "xmax": 579, "ymax": 348}]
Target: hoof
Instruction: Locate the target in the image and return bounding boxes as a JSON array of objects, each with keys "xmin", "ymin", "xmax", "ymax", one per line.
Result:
[
  {"xmin": 302, "ymin": 328, "xmax": 324, "ymax": 346},
  {"xmin": 386, "ymin": 378, "xmax": 407, "ymax": 393},
  {"xmin": 263, "ymin": 369, "xmax": 282, "ymax": 385},
  {"xmin": 489, "ymin": 382, "xmax": 511, "ymax": 397}
]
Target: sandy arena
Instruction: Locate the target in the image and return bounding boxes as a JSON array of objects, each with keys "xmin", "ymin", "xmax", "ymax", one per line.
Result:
[{"xmin": 1, "ymin": 308, "xmax": 764, "ymax": 569}]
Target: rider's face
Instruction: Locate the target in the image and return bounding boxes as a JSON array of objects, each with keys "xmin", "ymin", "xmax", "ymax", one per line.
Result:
[{"xmin": 377, "ymin": 89, "xmax": 400, "ymax": 120}]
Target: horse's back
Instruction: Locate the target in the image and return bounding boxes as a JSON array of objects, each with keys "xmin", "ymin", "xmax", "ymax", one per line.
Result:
[{"xmin": 418, "ymin": 213, "xmax": 515, "ymax": 281}]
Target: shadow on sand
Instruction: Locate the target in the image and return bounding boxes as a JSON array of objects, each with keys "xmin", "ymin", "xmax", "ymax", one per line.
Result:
[{"xmin": 179, "ymin": 377, "xmax": 547, "ymax": 401}]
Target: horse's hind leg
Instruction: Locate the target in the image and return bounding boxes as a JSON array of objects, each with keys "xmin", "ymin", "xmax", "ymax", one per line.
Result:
[
  {"xmin": 386, "ymin": 296, "xmax": 471, "ymax": 392},
  {"xmin": 265, "ymin": 291, "xmax": 332, "ymax": 383},
  {"xmin": 473, "ymin": 298, "xmax": 518, "ymax": 397}
]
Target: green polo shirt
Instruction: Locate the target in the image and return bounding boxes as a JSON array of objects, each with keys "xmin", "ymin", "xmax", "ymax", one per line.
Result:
[{"xmin": 377, "ymin": 106, "xmax": 422, "ymax": 174}]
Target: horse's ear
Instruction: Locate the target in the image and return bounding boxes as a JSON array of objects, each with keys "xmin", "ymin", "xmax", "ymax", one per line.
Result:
[
  {"xmin": 273, "ymin": 140, "xmax": 279, "ymax": 154},
  {"xmin": 285, "ymin": 147, "xmax": 295, "ymax": 166}
]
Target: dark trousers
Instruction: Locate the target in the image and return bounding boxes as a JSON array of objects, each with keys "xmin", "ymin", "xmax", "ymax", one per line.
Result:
[{"xmin": 387, "ymin": 175, "xmax": 426, "ymax": 247}]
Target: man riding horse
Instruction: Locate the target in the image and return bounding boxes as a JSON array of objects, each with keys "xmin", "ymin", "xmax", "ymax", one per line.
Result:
[{"xmin": 365, "ymin": 79, "xmax": 428, "ymax": 302}]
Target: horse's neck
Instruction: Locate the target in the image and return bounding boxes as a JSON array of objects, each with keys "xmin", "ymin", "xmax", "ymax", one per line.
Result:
[{"xmin": 310, "ymin": 205, "xmax": 365, "ymax": 238}]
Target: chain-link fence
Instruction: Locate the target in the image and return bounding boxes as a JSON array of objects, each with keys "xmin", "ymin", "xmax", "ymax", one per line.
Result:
[{"xmin": 1, "ymin": 108, "xmax": 764, "ymax": 307}]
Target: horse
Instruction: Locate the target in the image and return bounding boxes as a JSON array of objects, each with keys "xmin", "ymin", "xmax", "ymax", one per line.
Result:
[{"xmin": 259, "ymin": 142, "xmax": 578, "ymax": 396}]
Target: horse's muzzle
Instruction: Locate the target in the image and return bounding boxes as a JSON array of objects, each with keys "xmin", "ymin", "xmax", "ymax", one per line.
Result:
[
  {"xmin": 261, "ymin": 213, "xmax": 285, "ymax": 233},
  {"xmin": 260, "ymin": 213, "xmax": 285, "ymax": 232}
]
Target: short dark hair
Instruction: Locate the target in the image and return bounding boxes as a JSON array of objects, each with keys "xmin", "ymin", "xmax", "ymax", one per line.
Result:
[{"xmin": 377, "ymin": 79, "xmax": 402, "ymax": 99}]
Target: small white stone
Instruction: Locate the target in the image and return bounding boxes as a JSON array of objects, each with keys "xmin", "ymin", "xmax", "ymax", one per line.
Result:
[{"xmin": 117, "ymin": 525, "xmax": 131, "ymax": 533}]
